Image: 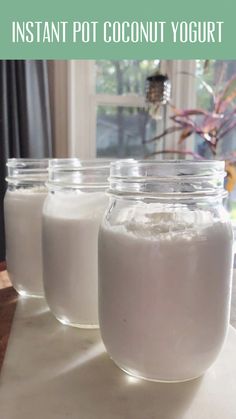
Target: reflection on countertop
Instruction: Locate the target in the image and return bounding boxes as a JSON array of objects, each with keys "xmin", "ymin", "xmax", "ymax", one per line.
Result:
[{"xmin": 0, "ymin": 297, "xmax": 236, "ymax": 419}]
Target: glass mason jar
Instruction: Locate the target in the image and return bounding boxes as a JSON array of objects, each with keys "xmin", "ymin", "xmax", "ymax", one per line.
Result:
[
  {"xmin": 98, "ymin": 160, "xmax": 234, "ymax": 382},
  {"xmin": 4, "ymin": 159, "xmax": 48, "ymax": 297},
  {"xmin": 42, "ymin": 159, "xmax": 110, "ymax": 328}
]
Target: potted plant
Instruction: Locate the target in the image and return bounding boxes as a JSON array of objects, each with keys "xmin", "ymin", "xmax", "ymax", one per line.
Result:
[{"xmin": 145, "ymin": 74, "xmax": 236, "ymax": 201}]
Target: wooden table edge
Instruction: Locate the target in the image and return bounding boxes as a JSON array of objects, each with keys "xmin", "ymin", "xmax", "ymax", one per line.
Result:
[{"xmin": 0, "ymin": 263, "xmax": 18, "ymax": 373}]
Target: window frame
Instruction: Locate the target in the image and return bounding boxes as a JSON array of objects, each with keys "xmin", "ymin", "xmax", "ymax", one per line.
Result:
[{"xmin": 51, "ymin": 60, "xmax": 197, "ymax": 158}]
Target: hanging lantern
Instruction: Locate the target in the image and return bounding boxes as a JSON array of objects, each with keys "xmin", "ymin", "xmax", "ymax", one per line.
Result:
[{"xmin": 146, "ymin": 72, "xmax": 171, "ymax": 118}]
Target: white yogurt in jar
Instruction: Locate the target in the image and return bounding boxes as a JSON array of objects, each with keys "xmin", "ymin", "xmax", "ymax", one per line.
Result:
[
  {"xmin": 99, "ymin": 207, "xmax": 233, "ymax": 382},
  {"xmin": 4, "ymin": 188, "xmax": 47, "ymax": 297},
  {"xmin": 42, "ymin": 190, "xmax": 108, "ymax": 328}
]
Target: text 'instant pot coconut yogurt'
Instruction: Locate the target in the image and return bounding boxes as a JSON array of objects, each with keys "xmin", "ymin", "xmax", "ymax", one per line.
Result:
[
  {"xmin": 42, "ymin": 159, "xmax": 109, "ymax": 328},
  {"xmin": 4, "ymin": 159, "xmax": 48, "ymax": 297},
  {"xmin": 98, "ymin": 160, "xmax": 234, "ymax": 382}
]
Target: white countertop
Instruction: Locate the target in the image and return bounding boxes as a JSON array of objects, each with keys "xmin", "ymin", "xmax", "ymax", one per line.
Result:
[{"xmin": 0, "ymin": 297, "xmax": 236, "ymax": 419}]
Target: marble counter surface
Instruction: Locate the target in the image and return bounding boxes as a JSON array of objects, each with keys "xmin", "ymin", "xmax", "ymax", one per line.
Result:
[{"xmin": 0, "ymin": 297, "xmax": 236, "ymax": 419}]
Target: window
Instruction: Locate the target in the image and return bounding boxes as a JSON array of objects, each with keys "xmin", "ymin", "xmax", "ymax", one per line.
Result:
[
  {"xmin": 96, "ymin": 60, "xmax": 162, "ymax": 157},
  {"xmin": 68, "ymin": 60, "xmax": 197, "ymax": 159},
  {"xmin": 52, "ymin": 60, "xmax": 236, "ymax": 162},
  {"xmin": 68, "ymin": 60, "xmax": 164, "ymax": 158},
  {"xmin": 195, "ymin": 60, "xmax": 236, "ymax": 158}
]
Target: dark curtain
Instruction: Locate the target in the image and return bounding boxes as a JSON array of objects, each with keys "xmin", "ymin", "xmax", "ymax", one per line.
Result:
[{"xmin": 0, "ymin": 60, "xmax": 53, "ymax": 261}]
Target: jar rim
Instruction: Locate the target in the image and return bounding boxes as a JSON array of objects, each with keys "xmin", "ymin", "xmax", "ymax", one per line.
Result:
[
  {"xmin": 48, "ymin": 158, "xmax": 111, "ymax": 189},
  {"xmin": 109, "ymin": 159, "xmax": 226, "ymax": 199},
  {"xmin": 49, "ymin": 158, "xmax": 112, "ymax": 171},
  {"xmin": 7, "ymin": 158, "xmax": 49, "ymax": 167},
  {"xmin": 110, "ymin": 159, "xmax": 225, "ymax": 178},
  {"xmin": 6, "ymin": 158, "xmax": 49, "ymax": 184}
]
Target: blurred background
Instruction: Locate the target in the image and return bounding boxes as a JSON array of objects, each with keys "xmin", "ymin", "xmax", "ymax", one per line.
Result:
[{"xmin": 1, "ymin": 59, "xmax": 236, "ymax": 261}]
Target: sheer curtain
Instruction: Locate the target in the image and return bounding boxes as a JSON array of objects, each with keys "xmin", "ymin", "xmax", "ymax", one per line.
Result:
[{"xmin": 0, "ymin": 60, "xmax": 53, "ymax": 261}]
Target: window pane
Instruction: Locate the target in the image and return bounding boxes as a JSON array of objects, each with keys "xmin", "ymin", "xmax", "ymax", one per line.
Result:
[
  {"xmin": 195, "ymin": 60, "xmax": 236, "ymax": 158},
  {"xmin": 96, "ymin": 60, "xmax": 160, "ymax": 95},
  {"xmin": 96, "ymin": 106, "xmax": 158, "ymax": 158}
]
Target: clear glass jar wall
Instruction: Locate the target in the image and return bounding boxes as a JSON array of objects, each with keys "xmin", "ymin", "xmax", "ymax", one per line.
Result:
[
  {"xmin": 4, "ymin": 159, "xmax": 48, "ymax": 297},
  {"xmin": 98, "ymin": 160, "xmax": 234, "ymax": 382},
  {"xmin": 42, "ymin": 159, "xmax": 110, "ymax": 328}
]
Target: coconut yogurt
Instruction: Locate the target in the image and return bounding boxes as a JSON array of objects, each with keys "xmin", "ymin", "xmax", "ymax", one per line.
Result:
[
  {"xmin": 42, "ymin": 190, "xmax": 108, "ymax": 328},
  {"xmin": 4, "ymin": 188, "xmax": 47, "ymax": 297},
  {"xmin": 4, "ymin": 158, "xmax": 48, "ymax": 297},
  {"xmin": 42, "ymin": 159, "xmax": 110, "ymax": 328},
  {"xmin": 98, "ymin": 160, "xmax": 234, "ymax": 382}
]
